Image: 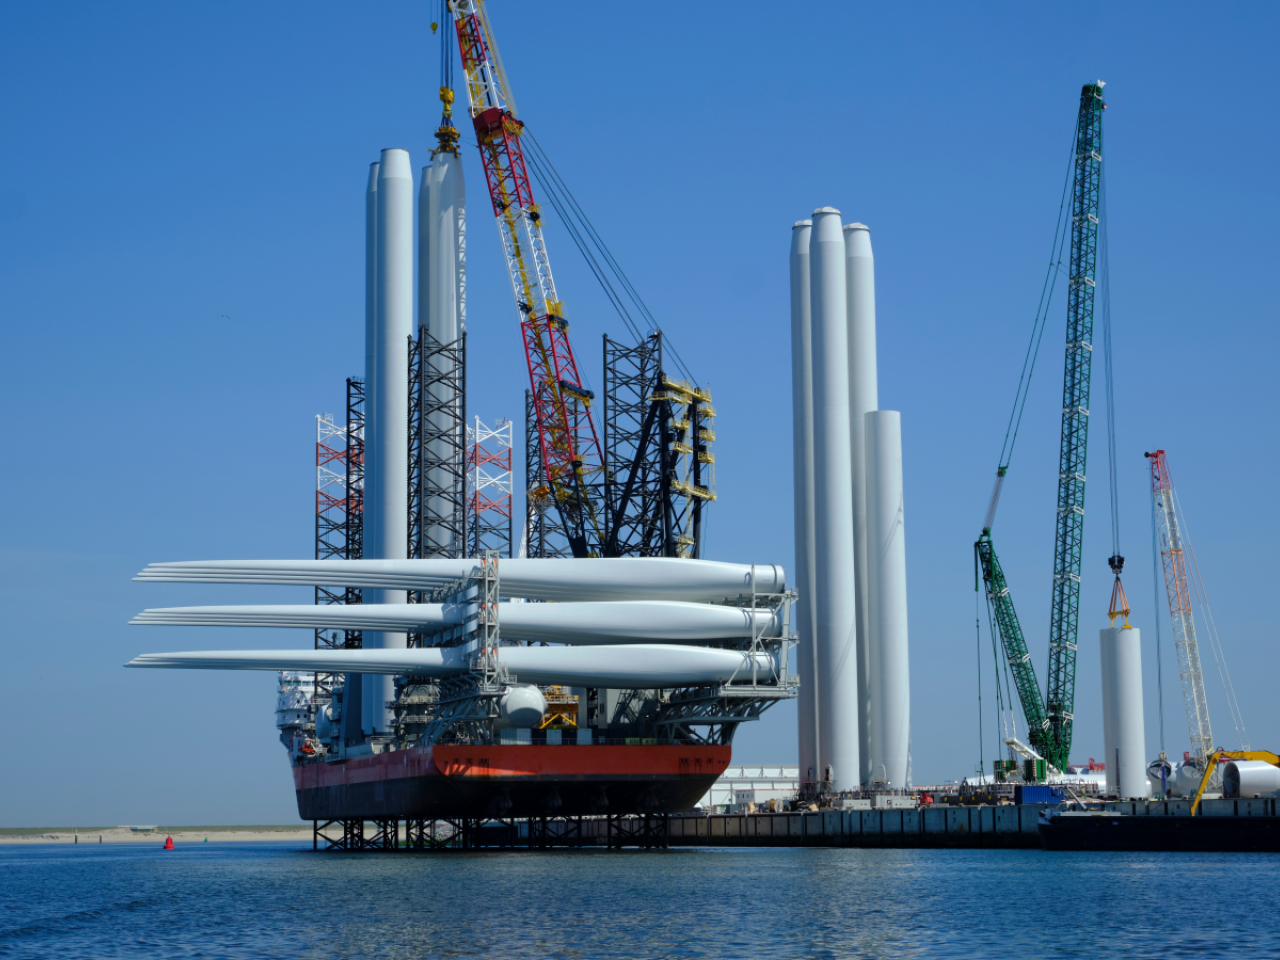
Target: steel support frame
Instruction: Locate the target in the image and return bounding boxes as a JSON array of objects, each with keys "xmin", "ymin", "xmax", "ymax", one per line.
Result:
[
  {"xmin": 312, "ymin": 819, "xmax": 398, "ymax": 852},
  {"xmin": 606, "ymin": 813, "xmax": 669, "ymax": 850},
  {"xmin": 312, "ymin": 815, "xmax": 673, "ymax": 852}
]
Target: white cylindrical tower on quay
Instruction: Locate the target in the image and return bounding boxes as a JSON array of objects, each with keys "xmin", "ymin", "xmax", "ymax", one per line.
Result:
[
  {"xmin": 789, "ymin": 219, "xmax": 819, "ymax": 791},
  {"xmin": 844, "ymin": 222, "xmax": 879, "ymax": 784},
  {"xmin": 808, "ymin": 207, "xmax": 859, "ymax": 791},
  {"xmin": 865, "ymin": 410, "xmax": 910, "ymax": 789}
]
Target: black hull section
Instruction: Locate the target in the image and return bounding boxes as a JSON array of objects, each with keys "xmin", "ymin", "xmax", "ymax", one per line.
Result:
[
  {"xmin": 1040, "ymin": 815, "xmax": 1280, "ymax": 852},
  {"xmin": 297, "ymin": 775, "xmax": 719, "ymax": 821}
]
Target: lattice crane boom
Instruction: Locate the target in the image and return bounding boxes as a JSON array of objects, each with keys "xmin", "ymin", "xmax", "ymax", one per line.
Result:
[
  {"xmin": 1043, "ymin": 80, "xmax": 1106, "ymax": 769},
  {"xmin": 448, "ymin": 0, "xmax": 604, "ymax": 558},
  {"xmin": 975, "ymin": 535, "xmax": 1052, "ymax": 757},
  {"xmin": 975, "ymin": 82, "xmax": 1105, "ymax": 774},
  {"xmin": 1145, "ymin": 449, "xmax": 1214, "ymax": 762}
]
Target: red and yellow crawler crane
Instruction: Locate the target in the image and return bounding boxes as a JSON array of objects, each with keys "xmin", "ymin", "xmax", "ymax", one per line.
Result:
[{"xmin": 446, "ymin": 0, "xmax": 604, "ymax": 558}]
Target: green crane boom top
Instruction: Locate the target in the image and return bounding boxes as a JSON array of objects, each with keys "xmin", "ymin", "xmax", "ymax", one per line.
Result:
[{"xmin": 977, "ymin": 82, "xmax": 1105, "ymax": 773}]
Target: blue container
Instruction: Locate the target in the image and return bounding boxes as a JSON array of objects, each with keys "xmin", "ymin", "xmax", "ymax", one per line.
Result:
[{"xmin": 1015, "ymin": 785, "xmax": 1064, "ymax": 805}]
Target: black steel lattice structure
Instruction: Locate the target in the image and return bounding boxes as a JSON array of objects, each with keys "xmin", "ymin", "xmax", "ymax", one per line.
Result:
[
  {"xmin": 313, "ymin": 815, "xmax": 671, "ymax": 851},
  {"xmin": 601, "ymin": 333, "xmax": 714, "ymax": 559},
  {"xmin": 345, "ymin": 378, "xmax": 365, "ymax": 568},
  {"xmin": 408, "ymin": 328, "xmax": 467, "ymax": 569},
  {"xmin": 602, "ymin": 334, "xmax": 666, "ymax": 556},
  {"xmin": 313, "ymin": 818, "xmax": 398, "ymax": 852}
]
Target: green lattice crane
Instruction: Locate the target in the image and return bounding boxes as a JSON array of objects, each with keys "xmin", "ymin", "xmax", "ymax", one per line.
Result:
[{"xmin": 976, "ymin": 81, "xmax": 1106, "ymax": 773}]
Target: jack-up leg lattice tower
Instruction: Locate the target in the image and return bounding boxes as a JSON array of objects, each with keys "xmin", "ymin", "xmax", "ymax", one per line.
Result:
[
  {"xmin": 467, "ymin": 416, "xmax": 514, "ymax": 558},
  {"xmin": 409, "ymin": 329, "xmax": 466, "ymax": 566},
  {"xmin": 602, "ymin": 333, "xmax": 715, "ymax": 559},
  {"xmin": 312, "ymin": 379, "xmax": 365, "ymax": 851}
]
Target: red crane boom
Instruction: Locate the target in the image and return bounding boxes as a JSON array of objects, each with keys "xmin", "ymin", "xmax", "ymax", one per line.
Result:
[{"xmin": 449, "ymin": 0, "xmax": 603, "ymax": 558}]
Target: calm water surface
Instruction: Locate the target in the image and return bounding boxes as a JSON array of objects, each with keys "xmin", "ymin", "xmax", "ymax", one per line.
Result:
[{"xmin": 0, "ymin": 841, "xmax": 1275, "ymax": 959}]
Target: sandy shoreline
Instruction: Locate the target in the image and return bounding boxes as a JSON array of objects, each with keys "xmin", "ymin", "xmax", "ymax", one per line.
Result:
[{"xmin": 0, "ymin": 827, "xmax": 312, "ymax": 845}]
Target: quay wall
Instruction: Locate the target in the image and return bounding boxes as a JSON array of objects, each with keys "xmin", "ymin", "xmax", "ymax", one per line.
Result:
[{"xmin": 667, "ymin": 798, "xmax": 1280, "ymax": 850}]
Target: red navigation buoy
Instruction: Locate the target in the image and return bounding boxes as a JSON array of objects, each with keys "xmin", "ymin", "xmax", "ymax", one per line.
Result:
[{"xmin": 163, "ymin": 836, "xmax": 175, "ymax": 850}]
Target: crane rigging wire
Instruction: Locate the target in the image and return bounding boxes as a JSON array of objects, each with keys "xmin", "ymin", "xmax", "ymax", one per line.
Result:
[
  {"xmin": 520, "ymin": 147, "xmax": 645, "ymax": 344},
  {"xmin": 520, "ymin": 128, "xmax": 698, "ymax": 385},
  {"xmin": 982, "ymin": 129, "xmax": 1077, "ymax": 530},
  {"xmin": 1174, "ymin": 488, "xmax": 1250, "ymax": 749}
]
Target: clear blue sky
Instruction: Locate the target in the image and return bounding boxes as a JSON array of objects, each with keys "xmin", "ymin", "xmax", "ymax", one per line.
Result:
[{"xmin": 1, "ymin": 2, "xmax": 1276, "ymax": 824}]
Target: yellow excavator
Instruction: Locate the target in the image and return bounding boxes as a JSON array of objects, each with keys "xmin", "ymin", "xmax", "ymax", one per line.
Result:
[{"xmin": 1190, "ymin": 750, "xmax": 1280, "ymax": 816}]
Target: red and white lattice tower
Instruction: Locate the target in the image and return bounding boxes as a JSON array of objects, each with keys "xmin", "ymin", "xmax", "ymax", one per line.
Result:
[{"xmin": 467, "ymin": 416, "xmax": 513, "ymax": 558}]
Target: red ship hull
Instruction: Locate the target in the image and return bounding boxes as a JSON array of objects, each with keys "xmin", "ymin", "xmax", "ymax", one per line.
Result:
[{"xmin": 294, "ymin": 744, "xmax": 732, "ymax": 820}]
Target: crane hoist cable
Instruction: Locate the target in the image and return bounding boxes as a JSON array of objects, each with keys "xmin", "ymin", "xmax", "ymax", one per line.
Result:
[{"xmin": 1099, "ymin": 166, "xmax": 1129, "ymax": 627}]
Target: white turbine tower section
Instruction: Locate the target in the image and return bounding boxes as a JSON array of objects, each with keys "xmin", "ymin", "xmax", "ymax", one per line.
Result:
[
  {"xmin": 343, "ymin": 161, "xmax": 381, "ymax": 747},
  {"xmin": 127, "ymin": 646, "xmax": 780, "ymax": 690},
  {"xmin": 789, "ymin": 219, "xmax": 819, "ymax": 791},
  {"xmin": 865, "ymin": 411, "xmax": 910, "ymax": 789},
  {"xmin": 844, "ymin": 222, "xmax": 879, "ymax": 785},
  {"xmin": 134, "ymin": 558, "xmax": 785, "ymax": 604},
  {"xmin": 808, "ymin": 207, "xmax": 859, "ymax": 791},
  {"xmin": 364, "ymin": 161, "xmax": 379, "ymax": 417},
  {"xmin": 364, "ymin": 147, "xmax": 415, "ymax": 735},
  {"xmin": 130, "ymin": 601, "xmax": 785, "ymax": 645},
  {"xmin": 1099, "ymin": 626, "xmax": 1150, "ymax": 799},
  {"xmin": 419, "ymin": 150, "xmax": 466, "ymax": 554},
  {"xmin": 420, "ymin": 151, "xmax": 466, "ymax": 342}
]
